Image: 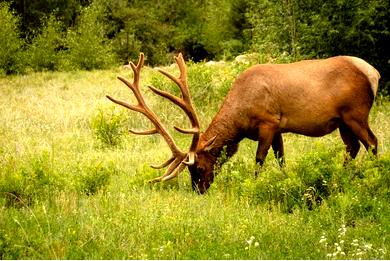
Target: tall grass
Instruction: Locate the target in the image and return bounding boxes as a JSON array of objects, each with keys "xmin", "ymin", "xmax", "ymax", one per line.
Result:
[{"xmin": 0, "ymin": 62, "xmax": 389, "ymax": 259}]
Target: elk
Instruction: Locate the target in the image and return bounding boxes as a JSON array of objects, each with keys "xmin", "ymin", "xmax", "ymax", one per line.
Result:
[{"xmin": 106, "ymin": 53, "xmax": 380, "ymax": 194}]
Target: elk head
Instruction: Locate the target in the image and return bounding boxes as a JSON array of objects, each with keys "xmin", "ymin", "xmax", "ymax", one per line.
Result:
[{"xmin": 106, "ymin": 53, "xmax": 216, "ymax": 193}]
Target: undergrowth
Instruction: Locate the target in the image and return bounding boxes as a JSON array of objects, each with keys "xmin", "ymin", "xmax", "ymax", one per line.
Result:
[{"xmin": 0, "ymin": 65, "xmax": 389, "ymax": 259}]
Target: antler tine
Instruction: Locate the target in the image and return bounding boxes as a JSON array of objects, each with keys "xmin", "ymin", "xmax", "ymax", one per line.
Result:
[
  {"xmin": 148, "ymin": 158, "xmax": 186, "ymax": 183},
  {"xmin": 150, "ymin": 155, "xmax": 175, "ymax": 169},
  {"xmin": 131, "ymin": 52, "xmax": 144, "ymax": 87},
  {"xmin": 152, "ymin": 53, "xmax": 201, "ymax": 151}
]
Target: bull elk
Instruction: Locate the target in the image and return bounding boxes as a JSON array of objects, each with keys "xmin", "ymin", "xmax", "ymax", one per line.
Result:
[{"xmin": 106, "ymin": 53, "xmax": 380, "ymax": 194}]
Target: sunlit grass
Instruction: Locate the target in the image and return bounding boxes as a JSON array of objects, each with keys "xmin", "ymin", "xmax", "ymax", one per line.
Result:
[{"xmin": 0, "ymin": 63, "xmax": 389, "ymax": 259}]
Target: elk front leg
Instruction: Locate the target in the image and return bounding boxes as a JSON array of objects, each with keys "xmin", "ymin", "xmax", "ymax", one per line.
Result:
[
  {"xmin": 255, "ymin": 124, "xmax": 276, "ymax": 176},
  {"xmin": 272, "ymin": 132, "xmax": 284, "ymax": 166}
]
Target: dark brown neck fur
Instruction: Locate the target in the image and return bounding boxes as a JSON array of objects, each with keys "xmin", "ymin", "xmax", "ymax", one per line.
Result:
[{"xmin": 200, "ymin": 111, "xmax": 242, "ymax": 163}]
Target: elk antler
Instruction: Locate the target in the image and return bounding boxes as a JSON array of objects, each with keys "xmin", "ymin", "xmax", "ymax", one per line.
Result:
[
  {"xmin": 106, "ymin": 53, "xmax": 200, "ymax": 183},
  {"xmin": 150, "ymin": 53, "xmax": 201, "ymax": 164}
]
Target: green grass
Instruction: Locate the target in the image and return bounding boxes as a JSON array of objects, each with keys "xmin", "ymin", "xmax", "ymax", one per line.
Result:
[{"xmin": 0, "ymin": 62, "xmax": 389, "ymax": 259}]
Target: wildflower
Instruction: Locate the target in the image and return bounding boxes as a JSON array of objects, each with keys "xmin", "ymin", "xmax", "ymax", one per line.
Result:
[
  {"xmin": 351, "ymin": 239, "xmax": 359, "ymax": 247},
  {"xmin": 356, "ymin": 249, "xmax": 363, "ymax": 256},
  {"xmin": 364, "ymin": 243, "xmax": 372, "ymax": 250},
  {"xmin": 246, "ymin": 236, "xmax": 255, "ymax": 246},
  {"xmin": 254, "ymin": 242, "xmax": 259, "ymax": 247},
  {"xmin": 338, "ymin": 224, "xmax": 347, "ymax": 237},
  {"xmin": 319, "ymin": 235, "xmax": 327, "ymax": 244}
]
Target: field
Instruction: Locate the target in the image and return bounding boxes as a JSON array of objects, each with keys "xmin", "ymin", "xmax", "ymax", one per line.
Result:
[{"xmin": 0, "ymin": 61, "xmax": 389, "ymax": 259}]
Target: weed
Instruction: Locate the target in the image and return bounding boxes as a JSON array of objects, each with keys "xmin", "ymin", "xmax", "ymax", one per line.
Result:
[
  {"xmin": 319, "ymin": 224, "xmax": 387, "ymax": 259},
  {"xmin": 89, "ymin": 108, "xmax": 125, "ymax": 147},
  {"xmin": 0, "ymin": 151, "xmax": 62, "ymax": 207},
  {"xmin": 77, "ymin": 160, "xmax": 119, "ymax": 196}
]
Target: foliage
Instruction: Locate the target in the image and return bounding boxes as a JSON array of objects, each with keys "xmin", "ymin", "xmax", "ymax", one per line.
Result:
[
  {"xmin": 5, "ymin": 0, "xmax": 86, "ymax": 40},
  {"xmin": 89, "ymin": 108, "xmax": 125, "ymax": 147},
  {"xmin": 0, "ymin": 151, "xmax": 64, "ymax": 207},
  {"xmin": 77, "ymin": 160, "xmax": 117, "ymax": 196},
  {"xmin": 246, "ymin": 0, "xmax": 390, "ymax": 91},
  {"xmin": 63, "ymin": 0, "xmax": 116, "ymax": 70},
  {"xmin": 0, "ymin": 2, "xmax": 23, "ymax": 74},
  {"xmin": 25, "ymin": 15, "xmax": 64, "ymax": 71}
]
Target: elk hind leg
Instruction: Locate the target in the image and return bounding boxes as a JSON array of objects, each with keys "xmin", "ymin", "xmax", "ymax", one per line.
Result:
[
  {"xmin": 339, "ymin": 123, "xmax": 360, "ymax": 163},
  {"xmin": 343, "ymin": 116, "xmax": 377, "ymax": 156}
]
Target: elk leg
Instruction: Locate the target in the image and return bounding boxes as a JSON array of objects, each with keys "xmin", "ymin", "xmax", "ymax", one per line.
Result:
[
  {"xmin": 255, "ymin": 125, "xmax": 276, "ymax": 176},
  {"xmin": 343, "ymin": 117, "xmax": 377, "ymax": 155},
  {"xmin": 272, "ymin": 132, "xmax": 284, "ymax": 166},
  {"xmin": 339, "ymin": 123, "xmax": 361, "ymax": 163}
]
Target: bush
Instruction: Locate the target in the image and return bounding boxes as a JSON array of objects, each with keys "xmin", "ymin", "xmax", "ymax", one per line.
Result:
[
  {"xmin": 0, "ymin": 151, "xmax": 63, "ymax": 207},
  {"xmin": 77, "ymin": 161, "xmax": 116, "ymax": 195},
  {"xmin": 213, "ymin": 144, "xmax": 389, "ymax": 213},
  {"xmin": 26, "ymin": 15, "xmax": 64, "ymax": 71},
  {"xmin": 89, "ymin": 108, "xmax": 125, "ymax": 147},
  {"xmin": 0, "ymin": 3, "xmax": 24, "ymax": 74},
  {"xmin": 63, "ymin": 1, "xmax": 116, "ymax": 70}
]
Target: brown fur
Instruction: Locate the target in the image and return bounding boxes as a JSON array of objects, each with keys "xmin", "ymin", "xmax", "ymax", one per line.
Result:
[{"xmin": 190, "ymin": 56, "xmax": 380, "ymax": 193}]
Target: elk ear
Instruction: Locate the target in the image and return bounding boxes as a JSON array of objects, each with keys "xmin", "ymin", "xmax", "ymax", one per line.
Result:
[{"xmin": 203, "ymin": 135, "xmax": 218, "ymax": 152}]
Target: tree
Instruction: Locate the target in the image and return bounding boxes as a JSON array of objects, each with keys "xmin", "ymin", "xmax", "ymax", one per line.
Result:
[
  {"xmin": 64, "ymin": 0, "xmax": 116, "ymax": 70},
  {"xmin": 0, "ymin": 2, "xmax": 24, "ymax": 74},
  {"xmin": 26, "ymin": 15, "xmax": 64, "ymax": 71}
]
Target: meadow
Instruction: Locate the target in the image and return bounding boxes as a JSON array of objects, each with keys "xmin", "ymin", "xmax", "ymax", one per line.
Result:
[{"xmin": 0, "ymin": 60, "xmax": 389, "ymax": 259}]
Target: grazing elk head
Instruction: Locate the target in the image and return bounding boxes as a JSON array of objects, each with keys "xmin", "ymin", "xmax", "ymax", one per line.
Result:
[
  {"xmin": 107, "ymin": 52, "xmax": 380, "ymax": 194},
  {"xmin": 106, "ymin": 53, "xmax": 217, "ymax": 193}
]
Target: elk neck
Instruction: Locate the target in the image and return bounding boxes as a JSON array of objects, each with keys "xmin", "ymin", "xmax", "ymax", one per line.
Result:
[{"xmin": 199, "ymin": 111, "xmax": 243, "ymax": 161}]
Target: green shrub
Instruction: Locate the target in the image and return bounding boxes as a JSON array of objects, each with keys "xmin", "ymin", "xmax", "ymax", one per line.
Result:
[
  {"xmin": 0, "ymin": 3, "xmax": 24, "ymax": 74},
  {"xmin": 294, "ymin": 147, "xmax": 342, "ymax": 205},
  {"xmin": 63, "ymin": 1, "xmax": 116, "ymax": 70},
  {"xmin": 77, "ymin": 161, "xmax": 118, "ymax": 195},
  {"xmin": 26, "ymin": 15, "xmax": 64, "ymax": 71},
  {"xmin": 89, "ymin": 108, "xmax": 125, "ymax": 147},
  {"xmin": 0, "ymin": 151, "xmax": 62, "ymax": 207}
]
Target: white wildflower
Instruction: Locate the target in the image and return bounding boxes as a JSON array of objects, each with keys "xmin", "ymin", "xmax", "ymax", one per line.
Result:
[
  {"xmin": 246, "ymin": 236, "xmax": 255, "ymax": 246},
  {"xmin": 319, "ymin": 236, "xmax": 327, "ymax": 244},
  {"xmin": 364, "ymin": 243, "xmax": 372, "ymax": 250}
]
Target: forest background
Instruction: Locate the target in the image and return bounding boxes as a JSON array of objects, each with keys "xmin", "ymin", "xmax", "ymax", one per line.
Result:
[{"xmin": 1, "ymin": 0, "xmax": 389, "ymax": 93}]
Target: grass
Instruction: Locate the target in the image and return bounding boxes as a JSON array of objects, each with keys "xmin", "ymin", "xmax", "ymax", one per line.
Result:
[{"xmin": 0, "ymin": 61, "xmax": 389, "ymax": 259}]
